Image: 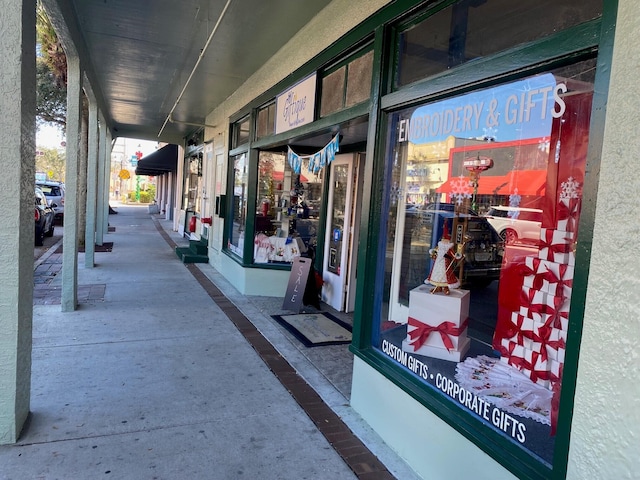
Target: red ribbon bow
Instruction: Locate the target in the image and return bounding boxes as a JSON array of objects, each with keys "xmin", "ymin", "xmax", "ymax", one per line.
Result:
[
  {"xmin": 408, "ymin": 316, "xmax": 468, "ymax": 351},
  {"xmin": 508, "ymin": 353, "xmax": 560, "ymax": 384},
  {"xmin": 535, "ymin": 325, "xmax": 567, "ymax": 363},
  {"xmin": 541, "ymin": 264, "xmax": 573, "ymax": 290},
  {"xmin": 517, "ymin": 259, "xmax": 545, "ymax": 290},
  {"xmin": 539, "ymin": 229, "xmax": 573, "ymax": 255},
  {"xmin": 557, "ymin": 198, "xmax": 580, "ymax": 233}
]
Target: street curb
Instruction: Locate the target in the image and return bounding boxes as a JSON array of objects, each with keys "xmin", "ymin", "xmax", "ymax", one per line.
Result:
[{"xmin": 33, "ymin": 236, "xmax": 64, "ymax": 271}]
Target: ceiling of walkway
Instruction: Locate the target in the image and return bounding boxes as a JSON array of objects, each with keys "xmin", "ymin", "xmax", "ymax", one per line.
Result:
[{"xmin": 43, "ymin": 0, "xmax": 334, "ymax": 144}]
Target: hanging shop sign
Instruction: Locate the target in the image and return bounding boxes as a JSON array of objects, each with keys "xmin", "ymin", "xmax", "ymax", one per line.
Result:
[
  {"xmin": 276, "ymin": 72, "xmax": 317, "ymax": 134},
  {"xmin": 287, "ymin": 134, "xmax": 340, "ymax": 175}
]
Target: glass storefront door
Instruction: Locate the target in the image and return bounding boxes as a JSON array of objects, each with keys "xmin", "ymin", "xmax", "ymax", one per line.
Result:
[{"xmin": 322, "ymin": 154, "xmax": 358, "ymax": 311}]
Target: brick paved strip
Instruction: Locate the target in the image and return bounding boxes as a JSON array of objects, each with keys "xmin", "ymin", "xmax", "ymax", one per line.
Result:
[{"xmin": 151, "ymin": 217, "xmax": 395, "ymax": 480}]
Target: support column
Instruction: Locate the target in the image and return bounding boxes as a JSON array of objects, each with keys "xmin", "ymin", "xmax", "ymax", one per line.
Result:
[
  {"xmin": 102, "ymin": 131, "xmax": 113, "ymax": 236},
  {"xmin": 84, "ymin": 100, "xmax": 99, "ymax": 267},
  {"xmin": 95, "ymin": 113, "xmax": 107, "ymax": 245},
  {"xmin": 167, "ymin": 172, "xmax": 175, "ymax": 221},
  {"xmin": 61, "ymin": 55, "xmax": 82, "ymax": 312},
  {"xmin": 159, "ymin": 174, "xmax": 166, "ymax": 213},
  {"xmin": 0, "ymin": 0, "xmax": 35, "ymax": 444}
]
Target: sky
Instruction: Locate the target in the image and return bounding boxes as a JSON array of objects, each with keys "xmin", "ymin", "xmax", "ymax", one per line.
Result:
[
  {"xmin": 36, "ymin": 123, "xmax": 65, "ymax": 149},
  {"xmin": 36, "ymin": 124, "xmax": 160, "ymax": 158}
]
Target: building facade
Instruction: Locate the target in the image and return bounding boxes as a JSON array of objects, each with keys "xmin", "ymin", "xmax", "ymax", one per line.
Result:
[
  {"xmin": 1, "ymin": 0, "xmax": 637, "ymax": 478},
  {"xmin": 189, "ymin": 1, "xmax": 637, "ymax": 478}
]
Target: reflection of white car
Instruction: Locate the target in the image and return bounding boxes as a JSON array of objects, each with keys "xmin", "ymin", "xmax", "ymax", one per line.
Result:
[
  {"xmin": 36, "ymin": 181, "xmax": 65, "ymax": 222},
  {"xmin": 484, "ymin": 206, "xmax": 542, "ymax": 244}
]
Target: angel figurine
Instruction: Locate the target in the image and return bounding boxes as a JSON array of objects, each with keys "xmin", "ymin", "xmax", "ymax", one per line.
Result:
[{"xmin": 425, "ymin": 222, "xmax": 463, "ymax": 295}]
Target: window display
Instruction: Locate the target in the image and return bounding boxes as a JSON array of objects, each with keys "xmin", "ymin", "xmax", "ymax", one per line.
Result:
[
  {"xmin": 376, "ymin": 60, "xmax": 595, "ymax": 464},
  {"xmin": 253, "ymin": 151, "xmax": 324, "ymax": 264}
]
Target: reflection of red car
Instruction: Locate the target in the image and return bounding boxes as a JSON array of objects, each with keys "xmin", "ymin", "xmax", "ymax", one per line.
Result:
[{"xmin": 484, "ymin": 206, "xmax": 542, "ymax": 244}]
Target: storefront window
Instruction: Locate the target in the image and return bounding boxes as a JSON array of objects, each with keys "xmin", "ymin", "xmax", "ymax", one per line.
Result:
[
  {"xmin": 395, "ymin": 0, "xmax": 602, "ymax": 88},
  {"xmin": 232, "ymin": 116, "xmax": 251, "ymax": 148},
  {"xmin": 228, "ymin": 153, "xmax": 248, "ymax": 256},
  {"xmin": 376, "ymin": 60, "xmax": 596, "ymax": 465},
  {"xmin": 320, "ymin": 48, "xmax": 373, "ymax": 117},
  {"xmin": 182, "ymin": 153, "xmax": 202, "ymax": 212},
  {"xmin": 256, "ymin": 102, "xmax": 276, "ymax": 140},
  {"xmin": 253, "ymin": 151, "xmax": 324, "ymax": 264}
]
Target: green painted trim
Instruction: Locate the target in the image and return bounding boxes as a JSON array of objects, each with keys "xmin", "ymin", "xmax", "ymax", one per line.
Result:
[
  {"xmin": 243, "ymin": 147, "xmax": 260, "ymax": 263},
  {"xmin": 351, "ymin": 24, "xmax": 390, "ymax": 351},
  {"xmin": 251, "ymin": 103, "xmax": 370, "ymax": 150},
  {"xmin": 552, "ymin": 2, "xmax": 617, "ymax": 479}
]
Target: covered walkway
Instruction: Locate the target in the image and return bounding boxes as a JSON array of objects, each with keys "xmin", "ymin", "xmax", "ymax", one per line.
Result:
[{"xmin": 0, "ymin": 205, "xmax": 418, "ymax": 480}]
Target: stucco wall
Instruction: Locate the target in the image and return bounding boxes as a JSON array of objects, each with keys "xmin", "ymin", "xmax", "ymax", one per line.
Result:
[
  {"xmin": 205, "ymin": 0, "xmax": 392, "ymax": 131},
  {"xmin": 0, "ymin": 0, "xmax": 36, "ymax": 443},
  {"xmin": 566, "ymin": 1, "xmax": 640, "ymax": 477},
  {"xmin": 351, "ymin": 359, "xmax": 517, "ymax": 479}
]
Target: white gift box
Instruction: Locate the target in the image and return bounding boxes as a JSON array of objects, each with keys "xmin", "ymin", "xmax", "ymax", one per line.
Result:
[
  {"xmin": 539, "ymin": 228, "xmax": 575, "ymax": 264},
  {"xmin": 534, "ymin": 258, "xmax": 574, "ymax": 295},
  {"xmin": 500, "ymin": 338, "xmax": 525, "ymax": 359},
  {"xmin": 408, "ymin": 285, "xmax": 470, "ymax": 326},
  {"xmin": 520, "ymin": 286, "xmax": 570, "ymax": 329},
  {"xmin": 523, "ymin": 338, "xmax": 542, "ymax": 352},
  {"xmin": 519, "ymin": 286, "xmax": 549, "ymax": 323},
  {"xmin": 556, "ymin": 197, "xmax": 581, "ymax": 233},
  {"xmin": 546, "ymin": 346, "xmax": 566, "ymax": 363},
  {"xmin": 535, "ymin": 378, "xmax": 551, "ymax": 389},
  {"xmin": 539, "ymin": 248, "xmax": 576, "ymax": 266},
  {"xmin": 510, "ymin": 311, "xmax": 535, "ymax": 332}
]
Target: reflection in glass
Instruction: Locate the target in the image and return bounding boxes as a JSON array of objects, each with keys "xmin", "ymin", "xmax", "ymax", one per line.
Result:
[
  {"xmin": 377, "ymin": 60, "xmax": 597, "ymax": 465},
  {"xmin": 327, "ymin": 164, "xmax": 349, "ymax": 275},
  {"xmin": 396, "ymin": 0, "xmax": 602, "ymax": 88}
]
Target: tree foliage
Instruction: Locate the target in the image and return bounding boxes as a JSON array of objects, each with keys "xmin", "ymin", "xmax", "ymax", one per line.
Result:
[
  {"xmin": 36, "ymin": 147, "xmax": 66, "ymax": 182},
  {"xmin": 36, "ymin": 1, "xmax": 67, "ymax": 128}
]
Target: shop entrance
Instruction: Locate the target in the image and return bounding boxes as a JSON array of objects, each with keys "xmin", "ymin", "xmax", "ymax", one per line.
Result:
[{"xmin": 321, "ymin": 153, "xmax": 363, "ymax": 312}]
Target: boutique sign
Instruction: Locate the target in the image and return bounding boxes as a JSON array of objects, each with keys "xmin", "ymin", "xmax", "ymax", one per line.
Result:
[
  {"xmin": 398, "ymin": 73, "xmax": 567, "ymax": 144},
  {"xmin": 276, "ymin": 73, "xmax": 317, "ymax": 135}
]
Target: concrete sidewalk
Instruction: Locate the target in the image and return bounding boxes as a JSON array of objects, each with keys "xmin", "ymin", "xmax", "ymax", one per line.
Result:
[{"xmin": 0, "ymin": 205, "xmax": 420, "ymax": 480}]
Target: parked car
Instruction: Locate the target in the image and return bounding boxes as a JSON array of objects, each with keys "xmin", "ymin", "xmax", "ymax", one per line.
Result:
[
  {"xmin": 35, "ymin": 187, "xmax": 55, "ymax": 246},
  {"xmin": 483, "ymin": 205, "xmax": 542, "ymax": 244},
  {"xmin": 406, "ymin": 203, "xmax": 504, "ymax": 287},
  {"xmin": 36, "ymin": 181, "xmax": 65, "ymax": 222}
]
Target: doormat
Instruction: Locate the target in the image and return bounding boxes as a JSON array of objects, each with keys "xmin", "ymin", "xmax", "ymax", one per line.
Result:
[
  {"xmin": 55, "ymin": 242, "xmax": 113, "ymax": 253},
  {"xmin": 271, "ymin": 312, "xmax": 352, "ymax": 347}
]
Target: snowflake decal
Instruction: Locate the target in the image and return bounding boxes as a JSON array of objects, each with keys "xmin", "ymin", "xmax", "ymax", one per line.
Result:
[
  {"xmin": 559, "ymin": 176, "xmax": 581, "ymax": 200},
  {"xmin": 449, "ymin": 175, "xmax": 473, "ymax": 205}
]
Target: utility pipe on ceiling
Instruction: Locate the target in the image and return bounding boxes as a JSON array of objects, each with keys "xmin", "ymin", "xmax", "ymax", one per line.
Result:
[{"xmin": 158, "ymin": 0, "xmax": 233, "ymax": 138}]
